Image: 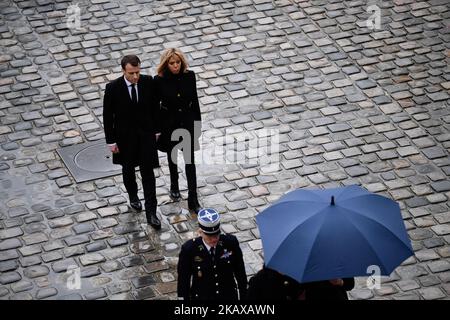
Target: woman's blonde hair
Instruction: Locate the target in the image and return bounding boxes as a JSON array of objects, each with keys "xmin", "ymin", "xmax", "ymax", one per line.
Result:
[{"xmin": 156, "ymin": 48, "xmax": 189, "ymax": 76}]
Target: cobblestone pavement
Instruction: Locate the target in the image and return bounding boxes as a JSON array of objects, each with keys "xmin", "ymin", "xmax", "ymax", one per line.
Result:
[{"xmin": 0, "ymin": 0, "xmax": 449, "ymax": 300}]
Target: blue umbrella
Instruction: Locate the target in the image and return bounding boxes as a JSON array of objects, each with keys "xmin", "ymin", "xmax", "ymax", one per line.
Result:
[{"xmin": 256, "ymin": 185, "xmax": 414, "ymax": 283}]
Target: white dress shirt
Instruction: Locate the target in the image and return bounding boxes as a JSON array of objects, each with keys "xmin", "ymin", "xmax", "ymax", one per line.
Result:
[
  {"xmin": 124, "ymin": 76, "xmax": 139, "ymax": 103},
  {"xmin": 202, "ymin": 239, "xmax": 215, "ymax": 256}
]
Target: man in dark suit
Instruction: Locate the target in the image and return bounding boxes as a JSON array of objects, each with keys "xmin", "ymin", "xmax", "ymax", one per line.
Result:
[
  {"xmin": 102, "ymin": 55, "xmax": 161, "ymax": 229},
  {"xmin": 177, "ymin": 208, "xmax": 247, "ymax": 300}
]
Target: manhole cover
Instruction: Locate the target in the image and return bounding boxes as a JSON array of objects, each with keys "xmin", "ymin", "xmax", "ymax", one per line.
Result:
[
  {"xmin": 57, "ymin": 140, "xmax": 122, "ymax": 183},
  {"xmin": 75, "ymin": 144, "xmax": 115, "ymax": 172}
]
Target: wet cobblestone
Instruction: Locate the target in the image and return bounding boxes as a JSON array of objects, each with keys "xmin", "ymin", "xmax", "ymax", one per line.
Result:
[{"xmin": 0, "ymin": 0, "xmax": 449, "ymax": 300}]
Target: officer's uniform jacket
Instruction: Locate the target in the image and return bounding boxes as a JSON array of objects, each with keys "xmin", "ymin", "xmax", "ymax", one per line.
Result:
[{"xmin": 177, "ymin": 234, "xmax": 247, "ymax": 300}]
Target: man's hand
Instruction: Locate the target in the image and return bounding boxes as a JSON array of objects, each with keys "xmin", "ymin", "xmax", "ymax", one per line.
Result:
[
  {"xmin": 109, "ymin": 143, "xmax": 119, "ymax": 153},
  {"xmin": 155, "ymin": 133, "xmax": 161, "ymax": 141}
]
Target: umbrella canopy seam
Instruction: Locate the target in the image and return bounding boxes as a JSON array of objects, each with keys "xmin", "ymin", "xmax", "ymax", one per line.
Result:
[
  {"xmin": 338, "ymin": 210, "xmax": 391, "ymax": 275},
  {"xmin": 268, "ymin": 206, "xmax": 330, "ymax": 281},
  {"xmin": 259, "ymin": 202, "xmax": 329, "ymax": 262},
  {"xmin": 336, "ymin": 205, "xmax": 413, "ymax": 251}
]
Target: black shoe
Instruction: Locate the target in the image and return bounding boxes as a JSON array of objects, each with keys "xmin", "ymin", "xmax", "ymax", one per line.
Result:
[
  {"xmin": 188, "ymin": 199, "xmax": 201, "ymax": 215},
  {"xmin": 146, "ymin": 212, "xmax": 161, "ymax": 230},
  {"xmin": 169, "ymin": 190, "xmax": 181, "ymax": 202},
  {"xmin": 130, "ymin": 197, "xmax": 142, "ymax": 212}
]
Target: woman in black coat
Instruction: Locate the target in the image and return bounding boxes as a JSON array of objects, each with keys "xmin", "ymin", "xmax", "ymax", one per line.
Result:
[{"xmin": 154, "ymin": 48, "xmax": 202, "ymax": 213}]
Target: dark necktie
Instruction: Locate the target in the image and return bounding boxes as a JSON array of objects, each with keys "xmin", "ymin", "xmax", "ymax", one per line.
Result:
[
  {"xmin": 131, "ymin": 83, "xmax": 137, "ymax": 104},
  {"xmin": 210, "ymin": 247, "xmax": 215, "ymax": 261}
]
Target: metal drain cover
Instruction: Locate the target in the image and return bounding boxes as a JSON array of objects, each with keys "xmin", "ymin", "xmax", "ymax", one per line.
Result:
[{"xmin": 57, "ymin": 140, "xmax": 121, "ymax": 183}]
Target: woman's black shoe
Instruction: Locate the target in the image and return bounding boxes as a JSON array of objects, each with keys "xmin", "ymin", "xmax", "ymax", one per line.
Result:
[
  {"xmin": 188, "ymin": 199, "xmax": 201, "ymax": 214},
  {"xmin": 146, "ymin": 212, "xmax": 161, "ymax": 230},
  {"xmin": 169, "ymin": 190, "xmax": 181, "ymax": 201},
  {"xmin": 130, "ymin": 197, "xmax": 142, "ymax": 212}
]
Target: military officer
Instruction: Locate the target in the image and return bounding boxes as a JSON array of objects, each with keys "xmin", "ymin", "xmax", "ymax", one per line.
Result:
[{"xmin": 177, "ymin": 208, "xmax": 247, "ymax": 300}]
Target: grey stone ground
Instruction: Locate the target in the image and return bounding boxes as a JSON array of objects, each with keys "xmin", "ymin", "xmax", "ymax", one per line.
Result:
[{"xmin": 0, "ymin": 0, "xmax": 449, "ymax": 300}]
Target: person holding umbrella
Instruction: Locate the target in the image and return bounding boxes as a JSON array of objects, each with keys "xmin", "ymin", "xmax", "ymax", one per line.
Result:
[
  {"xmin": 177, "ymin": 208, "xmax": 248, "ymax": 300},
  {"xmin": 247, "ymin": 266, "xmax": 305, "ymax": 300},
  {"xmin": 256, "ymin": 185, "xmax": 414, "ymax": 297},
  {"xmin": 303, "ymin": 278, "xmax": 355, "ymax": 300}
]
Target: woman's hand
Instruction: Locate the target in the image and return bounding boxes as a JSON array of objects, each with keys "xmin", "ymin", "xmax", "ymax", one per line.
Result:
[
  {"xmin": 329, "ymin": 278, "xmax": 344, "ymax": 286},
  {"xmin": 109, "ymin": 144, "xmax": 119, "ymax": 153}
]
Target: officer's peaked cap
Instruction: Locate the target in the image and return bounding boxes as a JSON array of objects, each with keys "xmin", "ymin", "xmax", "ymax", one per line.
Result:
[{"xmin": 198, "ymin": 208, "xmax": 221, "ymax": 235}]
